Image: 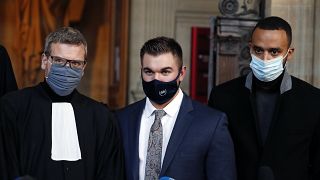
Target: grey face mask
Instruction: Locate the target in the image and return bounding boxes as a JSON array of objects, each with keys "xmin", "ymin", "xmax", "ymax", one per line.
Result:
[{"xmin": 46, "ymin": 64, "xmax": 83, "ymax": 96}]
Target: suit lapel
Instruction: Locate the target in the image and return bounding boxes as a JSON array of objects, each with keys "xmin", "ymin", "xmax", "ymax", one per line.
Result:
[
  {"xmin": 130, "ymin": 99, "xmax": 145, "ymax": 180},
  {"xmin": 244, "ymin": 73, "xmax": 264, "ymax": 148},
  {"xmin": 160, "ymin": 95, "xmax": 194, "ymax": 175}
]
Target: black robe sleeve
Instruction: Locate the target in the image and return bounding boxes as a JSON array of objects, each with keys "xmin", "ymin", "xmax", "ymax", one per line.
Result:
[
  {"xmin": 0, "ymin": 45, "xmax": 18, "ymax": 97},
  {"xmin": 95, "ymin": 110, "xmax": 126, "ymax": 180}
]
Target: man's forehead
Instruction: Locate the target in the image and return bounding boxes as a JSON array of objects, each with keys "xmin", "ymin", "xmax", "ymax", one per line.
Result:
[
  {"xmin": 142, "ymin": 53, "xmax": 179, "ymax": 65},
  {"xmin": 251, "ymin": 29, "xmax": 288, "ymax": 49},
  {"xmin": 252, "ymin": 28, "xmax": 288, "ymax": 41},
  {"xmin": 50, "ymin": 43, "xmax": 86, "ymax": 59},
  {"xmin": 253, "ymin": 27, "xmax": 287, "ymax": 35}
]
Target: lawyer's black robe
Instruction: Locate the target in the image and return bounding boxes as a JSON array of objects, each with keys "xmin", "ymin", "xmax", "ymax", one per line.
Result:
[
  {"xmin": 0, "ymin": 45, "xmax": 18, "ymax": 97},
  {"xmin": 0, "ymin": 82, "xmax": 125, "ymax": 180}
]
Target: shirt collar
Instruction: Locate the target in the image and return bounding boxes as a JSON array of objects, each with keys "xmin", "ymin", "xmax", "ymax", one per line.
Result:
[
  {"xmin": 245, "ymin": 70, "xmax": 292, "ymax": 94},
  {"xmin": 145, "ymin": 88, "xmax": 184, "ymax": 117}
]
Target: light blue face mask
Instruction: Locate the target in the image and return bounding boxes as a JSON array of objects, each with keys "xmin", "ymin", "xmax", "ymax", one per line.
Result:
[
  {"xmin": 250, "ymin": 52, "xmax": 288, "ymax": 82},
  {"xmin": 46, "ymin": 64, "xmax": 83, "ymax": 96}
]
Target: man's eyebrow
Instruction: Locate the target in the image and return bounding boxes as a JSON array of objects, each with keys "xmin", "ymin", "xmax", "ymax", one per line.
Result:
[
  {"xmin": 253, "ymin": 45, "xmax": 263, "ymax": 50},
  {"xmin": 142, "ymin": 66, "xmax": 173, "ymax": 71},
  {"xmin": 267, "ymin": 48, "xmax": 281, "ymax": 52},
  {"xmin": 161, "ymin": 67, "xmax": 173, "ymax": 71},
  {"xmin": 253, "ymin": 45, "xmax": 282, "ymax": 52},
  {"xmin": 142, "ymin": 67, "xmax": 153, "ymax": 71}
]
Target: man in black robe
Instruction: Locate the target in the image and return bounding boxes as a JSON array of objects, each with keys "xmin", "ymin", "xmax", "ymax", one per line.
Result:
[
  {"xmin": 0, "ymin": 27, "xmax": 125, "ymax": 180},
  {"xmin": 0, "ymin": 45, "xmax": 18, "ymax": 97}
]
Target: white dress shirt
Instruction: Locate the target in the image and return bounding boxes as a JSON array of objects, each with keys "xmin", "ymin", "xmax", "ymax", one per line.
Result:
[{"xmin": 139, "ymin": 89, "xmax": 184, "ymax": 180}]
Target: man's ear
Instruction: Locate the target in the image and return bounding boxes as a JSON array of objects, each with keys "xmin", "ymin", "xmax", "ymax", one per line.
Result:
[
  {"xmin": 41, "ymin": 54, "xmax": 48, "ymax": 70},
  {"xmin": 81, "ymin": 64, "xmax": 86, "ymax": 77},
  {"xmin": 286, "ymin": 47, "xmax": 295, "ymax": 61},
  {"xmin": 178, "ymin": 66, "xmax": 187, "ymax": 82},
  {"xmin": 248, "ymin": 42, "xmax": 254, "ymax": 54}
]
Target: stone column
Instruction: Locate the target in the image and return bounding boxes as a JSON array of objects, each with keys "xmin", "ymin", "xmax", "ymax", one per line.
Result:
[{"xmin": 312, "ymin": 0, "xmax": 320, "ymax": 87}]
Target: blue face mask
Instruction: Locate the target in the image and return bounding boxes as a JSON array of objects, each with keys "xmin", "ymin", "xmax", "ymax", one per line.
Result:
[
  {"xmin": 142, "ymin": 73, "xmax": 180, "ymax": 105},
  {"xmin": 46, "ymin": 64, "xmax": 83, "ymax": 96},
  {"xmin": 250, "ymin": 51, "xmax": 288, "ymax": 82}
]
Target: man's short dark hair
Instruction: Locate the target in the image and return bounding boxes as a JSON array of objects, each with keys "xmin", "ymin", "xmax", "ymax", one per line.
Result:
[
  {"xmin": 140, "ymin": 36, "xmax": 183, "ymax": 68},
  {"xmin": 252, "ymin": 16, "xmax": 292, "ymax": 47}
]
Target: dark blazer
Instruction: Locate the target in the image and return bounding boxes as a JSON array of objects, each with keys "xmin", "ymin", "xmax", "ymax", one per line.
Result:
[
  {"xmin": 208, "ymin": 74, "xmax": 320, "ymax": 180},
  {"xmin": 116, "ymin": 94, "xmax": 236, "ymax": 180}
]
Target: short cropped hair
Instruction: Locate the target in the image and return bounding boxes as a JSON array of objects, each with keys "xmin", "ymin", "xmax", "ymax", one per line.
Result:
[
  {"xmin": 252, "ymin": 16, "xmax": 292, "ymax": 47},
  {"xmin": 44, "ymin": 27, "xmax": 87, "ymax": 58},
  {"xmin": 140, "ymin": 36, "xmax": 183, "ymax": 68}
]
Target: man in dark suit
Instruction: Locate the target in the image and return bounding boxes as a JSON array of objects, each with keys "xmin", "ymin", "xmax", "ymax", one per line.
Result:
[
  {"xmin": 116, "ymin": 36, "xmax": 236, "ymax": 180},
  {"xmin": 208, "ymin": 16, "xmax": 320, "ymax": 180}
]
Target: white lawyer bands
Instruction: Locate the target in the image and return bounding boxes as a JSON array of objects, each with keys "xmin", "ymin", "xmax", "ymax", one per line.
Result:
[{"xmin": 51, "ymin": 103, "xmax": 82, "ymax": 161}]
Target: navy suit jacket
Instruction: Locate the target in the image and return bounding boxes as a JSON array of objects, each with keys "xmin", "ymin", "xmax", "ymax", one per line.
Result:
[{"xmin": 115, "ymin": 94, "xmax": 236, "ymax": 180}]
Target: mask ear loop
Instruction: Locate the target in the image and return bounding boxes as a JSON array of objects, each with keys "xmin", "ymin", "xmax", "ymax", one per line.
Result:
[
  {"xmin": 140, "ymin": 68, "xmax": 147, "ymax": 83},
  {"xmin": 177, "ymin": 67, "xmax": 183, "ymax": 86},
  {"xmin": 283, "ymin": 49, "xmax": 290, "ymax": 68},
  {"xmin": 43, "ymin": 54, "xmax": 52, "ymax": 79}
]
